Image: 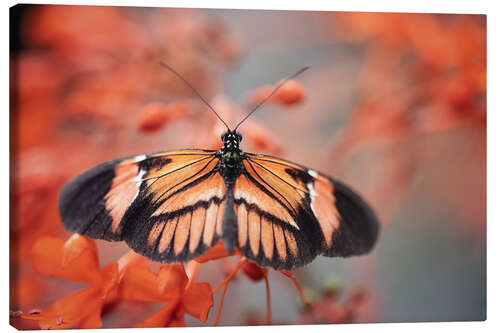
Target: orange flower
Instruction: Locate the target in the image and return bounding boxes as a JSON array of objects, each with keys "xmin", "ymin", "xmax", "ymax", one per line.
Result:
[
  {"xmin": 118, "ymin": 263, "xmax": 213, "ymax": 327},
  {"xmin": 194, "ymin": 241, "xmax": 238, "ymax": 263},
  {"xmin": 249, "ymin": 80, "xmax": 306, "ymax": 106},
  {"xmin": 21, "ymin": 234, "xmax": 120, "ymax": 329},
  {"xmin": 241, "ymin": 260, "xmax": 266, "ymax": 282},
  {"xmin": 138, "ymin": 101, "xmax": 192, "ymax": 133}
]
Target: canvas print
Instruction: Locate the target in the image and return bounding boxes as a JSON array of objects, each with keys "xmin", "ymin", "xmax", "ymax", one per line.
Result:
[{"xmin": 10, "ymin": 4, "xmax": 486, "ymax": 329}]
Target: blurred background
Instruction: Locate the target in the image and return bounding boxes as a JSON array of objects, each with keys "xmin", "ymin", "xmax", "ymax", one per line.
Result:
[{"xmin": 10, "ymin": 4, "xmax": 486, "ymax": 328}]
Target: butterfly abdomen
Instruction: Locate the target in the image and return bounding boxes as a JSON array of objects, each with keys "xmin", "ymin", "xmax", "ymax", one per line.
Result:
[{"xmin": 216, "ymin": 169, "xmax": 239, "ymax": 254}]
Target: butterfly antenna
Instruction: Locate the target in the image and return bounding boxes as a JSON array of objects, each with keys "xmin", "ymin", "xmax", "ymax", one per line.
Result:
[
  {"xmin": 159, "ymin": 61, "xmax": 230, "ymax": 131},
  {"xmin": 234, "ymin": 66, "xmax": 310, "ymax": 131}
]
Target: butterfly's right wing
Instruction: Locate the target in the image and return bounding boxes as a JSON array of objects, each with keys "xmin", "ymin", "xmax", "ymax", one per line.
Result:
[
  {"xmin": 231, "ymin": 153, "xmax": 379, "ymax": 270},
  {"xmin": 59, "ymin": 149, "xmax": 227, "ymax": 262}
]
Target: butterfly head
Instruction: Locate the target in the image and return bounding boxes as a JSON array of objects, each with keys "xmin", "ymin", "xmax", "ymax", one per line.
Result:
[
  {"xmin": 221, "ymin": 130, "xmax": 242, "ymax": 150},
  {"xmin": 220, "ymin": 130, "xmax": 243, "ymax": 167}
]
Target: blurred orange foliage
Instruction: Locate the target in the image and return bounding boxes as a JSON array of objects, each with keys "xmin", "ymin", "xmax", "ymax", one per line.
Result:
[
  {"xmin": 137, "ymin": 101, "xmax": 192, "ymax": 132},
  {"xmin": 248, "ymin": 79, "xmax": 306, "ymax": 107}
]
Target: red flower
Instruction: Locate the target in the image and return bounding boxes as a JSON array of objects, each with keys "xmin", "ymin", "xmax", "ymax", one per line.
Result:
[
  {"xmin": 21, "ymin": 235, "xmax": 120, "ymax": 329},
  {"xmin": 119, "ymin": 263, "xmax": 213, "ymax": 327}
]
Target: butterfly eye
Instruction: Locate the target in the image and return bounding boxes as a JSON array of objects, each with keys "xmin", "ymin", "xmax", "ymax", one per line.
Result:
[
  {"xmin": 220, "ymin": 131, "xmax": 229, "ymax": 141},
  {"xmin": 236, "ymin": 132, "xmax": 243, "ymax": 142}
]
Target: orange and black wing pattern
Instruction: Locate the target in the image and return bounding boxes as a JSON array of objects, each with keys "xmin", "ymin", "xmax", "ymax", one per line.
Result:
[
  {"xmin": 232, "ymin": 153, "xmax": 379, "ymax": 270},
  {"xmin": 60, "ymin": 148, "xmax": 378, "ymax": 270},
  {"xmin": 59, "ymin": 149, "xmax": 227, "ymax": 263}
]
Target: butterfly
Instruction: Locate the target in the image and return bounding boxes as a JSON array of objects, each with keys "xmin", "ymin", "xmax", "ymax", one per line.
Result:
[{"xmin": 58, "ymin": 62, "xmax": 379, "ymax": 270}]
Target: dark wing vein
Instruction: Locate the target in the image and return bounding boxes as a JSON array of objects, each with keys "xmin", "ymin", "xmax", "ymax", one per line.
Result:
[
  {"xmin": 245, "ymin": 154, "xmax": 306, "ymax": 169},
  {"xmin": 149, "ymin": 157, "xmax": 217, "ymax": 207},
  {"xmin": 247, "ymin": 158, "xmax": 308, "ymax": 195},
  {"xmin": 119, "ymin": 151, "xmax": 216, "ymax": 167},
  {"xmin": 81, "ymin": 204, "xmax": 108, "ymax": 235},
  {"xmin": 141, "ymin": 156, "xmax": 213, "ymax": 182},
  {"xmin": 244, "ymin": 161, "xmax": 298, "ymax": 216}
]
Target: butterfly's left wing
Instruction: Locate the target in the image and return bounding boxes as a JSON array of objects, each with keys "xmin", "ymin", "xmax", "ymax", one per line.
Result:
[
  {"xmin": 59, "ymin": 149, "xmax": 227, "ymax": 263},
  {"xmin": 232, "ymin": 153, "xmax": 379, "ymax": 270}
]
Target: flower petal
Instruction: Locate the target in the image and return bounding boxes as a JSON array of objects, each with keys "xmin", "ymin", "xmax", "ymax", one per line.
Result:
[
  {"xmin": 100, "ymin": 263, "xmax": 119, "ymax": 301},
  {"xmin": 61, "ymin": 234, "xmax": 99, "ymax": 270},
  {"xmin": 182, "ymin": 282, "xmax": 213, "ymax": 322},
  {"xmin": 118, "ymin": 265, "xmax": 166, "ymax": 302},
  {"xmin": 157, "ymin": 264, "xmax": 188, "ymax": 296},
  {"xmin": 117, "ymin": 250, "xmax": 149, "ymax": 273},
  {"xmin": 78, "ymin": 306, "xmax": 103, "ymax": 329},
  {"xmin": 242, "ymin": 260, "xmax": 266, "ymax": 282},
  {"xmin": 134, "ymin": 300, "xmax": 180, "ymax": 328},
  {"xmin": 29, "ymin": 237, "xmax": 64, "ymax": 276},
  {"xmin": 22, "ymin": 287, "xmax": 103, "ymax": 329},
  {"xmin": 194, "ymin": 241, "xmax": 235, "ymax": 263},
  {"xmin": 168, "ymin": 308, "xmax": 187, "ymax": 327},
  {"xmin": 30, "ymin": 236, "xmax": 101, "ymax": 285}
]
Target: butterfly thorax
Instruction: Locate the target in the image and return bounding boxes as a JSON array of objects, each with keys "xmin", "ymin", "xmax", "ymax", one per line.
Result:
[{"xmin": 217, "ymin": 130, "xmax": 245, "ymax": 180}]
